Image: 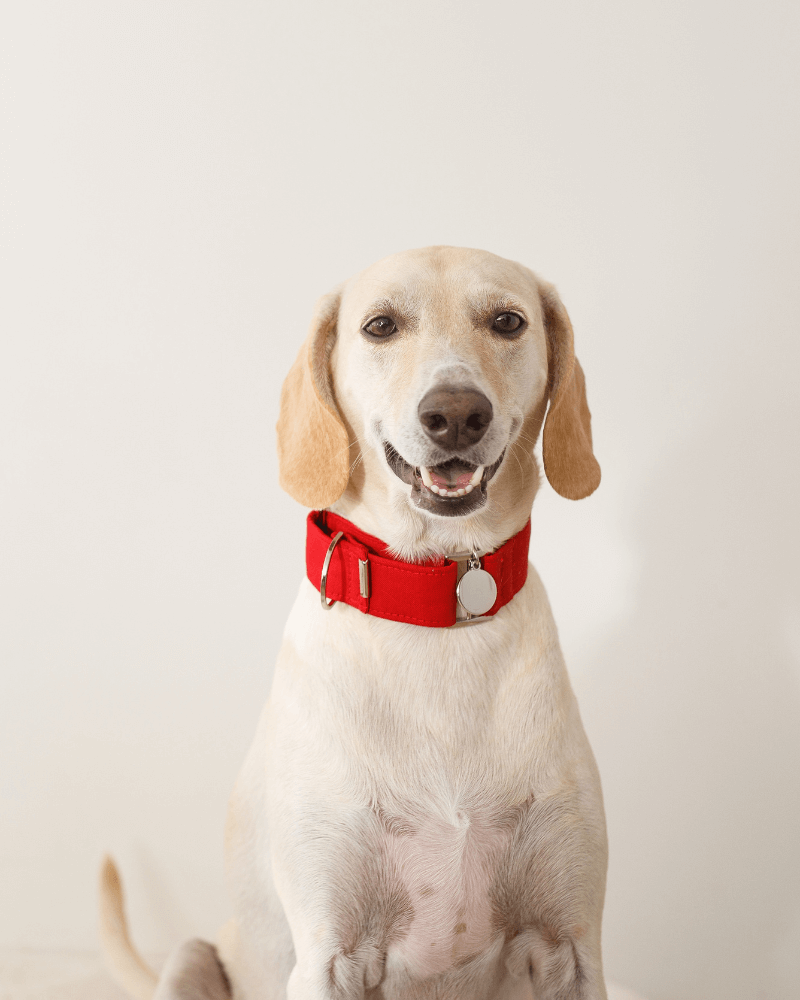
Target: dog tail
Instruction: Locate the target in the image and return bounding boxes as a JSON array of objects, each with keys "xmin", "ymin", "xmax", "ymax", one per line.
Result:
[{"xmin": 99, "ymin": 855, "xmax": 159, "ymax": 1000}]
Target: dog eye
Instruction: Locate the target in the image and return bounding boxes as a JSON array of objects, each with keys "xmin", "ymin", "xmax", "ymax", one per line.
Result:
[
  {"xmin": 491, "ymin": 312, "xmax": 525, "ymax": 336},
  {"xmin": 363, "ymin": 316, "xmax": 397, "ymax": 339}
]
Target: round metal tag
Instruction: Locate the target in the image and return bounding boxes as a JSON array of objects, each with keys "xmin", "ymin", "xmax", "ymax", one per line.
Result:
[{"xmin": 456, "ymin": 568, "xmax": 497, "ymax": 616}]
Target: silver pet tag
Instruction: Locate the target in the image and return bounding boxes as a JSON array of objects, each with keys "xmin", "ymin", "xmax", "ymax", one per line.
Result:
[{"xmin": 456, "ymin": 554, "xmax": 497, "ymax": 617}]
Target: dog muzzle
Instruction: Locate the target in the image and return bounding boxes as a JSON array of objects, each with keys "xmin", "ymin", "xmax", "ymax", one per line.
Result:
[{"xmin": 306, "ymin": 510, "xmax": 530, "ymax": 628}]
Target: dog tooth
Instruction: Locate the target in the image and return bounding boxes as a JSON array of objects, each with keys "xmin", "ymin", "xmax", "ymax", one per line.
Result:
[
  {"xmin": 456, "ymin": 488, "xmax": 465, "ymax": 496},
  {"xmin": 465, "ymin": 484, "xmax": 473, "ymax": 494},
  {"xmin": 469, "ymin": 466, "xmax": 484, "ymax": 488},
  {"xmin": 420, "ymin": 466, "xmax": 433, "ymax": 488}
]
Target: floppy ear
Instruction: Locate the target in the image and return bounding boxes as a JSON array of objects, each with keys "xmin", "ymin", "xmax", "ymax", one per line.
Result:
[
  {"xmin": 276, "ymin": 290, "xmax": 351, "ymax": 508},
  {"xmin": 540, "ymin": 283, "xmax": 601, "ymax": 500}
]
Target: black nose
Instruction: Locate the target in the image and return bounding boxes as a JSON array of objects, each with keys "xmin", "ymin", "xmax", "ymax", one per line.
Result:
[{"xmin": 418, "ymin": 386, "xmax": 493, "ymax": 450}]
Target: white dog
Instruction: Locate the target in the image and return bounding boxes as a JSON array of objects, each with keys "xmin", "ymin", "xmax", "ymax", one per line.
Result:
[{"xmin": 101, "ymin": 246, "xmax": 608, "ymax": 1000}]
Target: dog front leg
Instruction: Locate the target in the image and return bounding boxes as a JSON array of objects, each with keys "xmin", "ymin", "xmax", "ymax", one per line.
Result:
[
  {"xmin": 506, "ymin": 928, "xmax": 607, "ymax": 1000},
  {"xmin": 153, "ymin": 939, "xmax": 232, "ymax": 1000},
  {"xmin": 285, "ymin": 942, "xmax": 385, "ymax": 1000}
]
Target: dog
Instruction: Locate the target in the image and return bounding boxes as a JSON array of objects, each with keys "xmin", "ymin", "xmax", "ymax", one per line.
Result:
[{"xmin": 100, "ymin": 245, "xmax": 608, "ymax": 1000}]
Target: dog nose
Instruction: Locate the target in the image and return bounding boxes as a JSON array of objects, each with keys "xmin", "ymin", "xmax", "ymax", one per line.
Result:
[{"xmin": 418, "ymin": 386, "xmax": 493, "ymax": 450}]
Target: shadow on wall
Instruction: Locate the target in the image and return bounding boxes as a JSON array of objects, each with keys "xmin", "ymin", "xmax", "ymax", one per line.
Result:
[{"xmin": 580, "ymin": 382, "xmax": 800, "ymax": 1000}]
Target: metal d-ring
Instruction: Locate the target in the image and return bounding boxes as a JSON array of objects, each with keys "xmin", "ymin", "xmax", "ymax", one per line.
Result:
[{"xmin": 320, "ymin": 531, "xmax": 344, "ymax": 609}]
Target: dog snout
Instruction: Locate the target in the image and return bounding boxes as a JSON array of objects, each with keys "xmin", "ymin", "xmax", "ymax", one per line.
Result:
[{"xmin": 417, "ymin": 386, "xmax": 493, "ymax": 451}]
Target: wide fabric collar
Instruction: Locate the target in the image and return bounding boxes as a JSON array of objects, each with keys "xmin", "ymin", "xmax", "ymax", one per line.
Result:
[{"xmin": 306, "ymin": 510, "xmax": 530, "ymax": 628}]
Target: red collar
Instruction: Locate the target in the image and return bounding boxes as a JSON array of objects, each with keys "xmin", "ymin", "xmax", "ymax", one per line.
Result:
[{"xmin": 306, "ymin": 510, "xmax": 530, "ymax": 628}]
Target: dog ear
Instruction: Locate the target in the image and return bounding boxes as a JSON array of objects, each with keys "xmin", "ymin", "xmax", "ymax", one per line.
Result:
[
  {"xmin": 540, "ymin": 283, "xmax": 601, "ymax": 500},
  {"xmin": 276, "ymin": 290, "xmax": 351, "ymax": 508}
]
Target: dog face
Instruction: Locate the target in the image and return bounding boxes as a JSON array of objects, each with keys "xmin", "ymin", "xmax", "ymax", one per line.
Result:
[
  {"xmin": 277, "ymin": 247, "xmax": 599, "ymax": 550},
  {"xmin": 332, "ymin": 247, "xmax": 548, "ymax": 520}
]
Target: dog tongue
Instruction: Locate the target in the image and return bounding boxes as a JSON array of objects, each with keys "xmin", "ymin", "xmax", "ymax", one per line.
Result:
[{"xmin": 430, "ymin": 465, "xmax": 475, "ymax": 489}]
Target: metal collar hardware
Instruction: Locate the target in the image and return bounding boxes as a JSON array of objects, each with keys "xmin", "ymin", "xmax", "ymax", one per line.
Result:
[
  {"xmin": 319, "ymin": 530, "xmax": 344, "ymax": 609},
  {"xmin": 451, "ymin": 550, "xmax": 498, "ymax": 626}
]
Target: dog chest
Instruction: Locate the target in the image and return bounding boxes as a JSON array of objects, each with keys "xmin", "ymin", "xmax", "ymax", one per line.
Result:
[{"xmin": 378, "ymin": 805, "xmax": 511, "ymax": 979}]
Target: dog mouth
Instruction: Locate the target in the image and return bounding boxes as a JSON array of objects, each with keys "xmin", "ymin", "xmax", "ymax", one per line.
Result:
[{"xmin": 383, "ymin": 443, "xmax": 505, "ymax": 517}]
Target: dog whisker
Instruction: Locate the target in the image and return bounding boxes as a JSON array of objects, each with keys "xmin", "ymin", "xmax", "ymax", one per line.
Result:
[{"xmin": 513, "ymin": 429, "xmax": 541, "ymax": 450}]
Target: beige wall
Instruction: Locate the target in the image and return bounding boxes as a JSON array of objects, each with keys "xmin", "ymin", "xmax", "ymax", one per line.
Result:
[{"xmin": 2, "ymin": 3, "xmax": 798, "ymax": 999}]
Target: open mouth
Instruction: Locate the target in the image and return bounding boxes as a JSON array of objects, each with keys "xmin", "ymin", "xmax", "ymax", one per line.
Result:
[{"xmin": 384, "ymin": 443, "xmax": 505, "ymax": 517}]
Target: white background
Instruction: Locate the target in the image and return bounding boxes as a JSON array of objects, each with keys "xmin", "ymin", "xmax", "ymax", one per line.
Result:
[{"xmin": 2, "ymin": 3, "xmax": 799, "ymax": 999}]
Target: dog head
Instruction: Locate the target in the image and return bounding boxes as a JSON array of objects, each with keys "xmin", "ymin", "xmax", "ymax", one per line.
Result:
[{"xmin": 277, "ymin": 247, "xmax": 599, "ymax": 554}]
